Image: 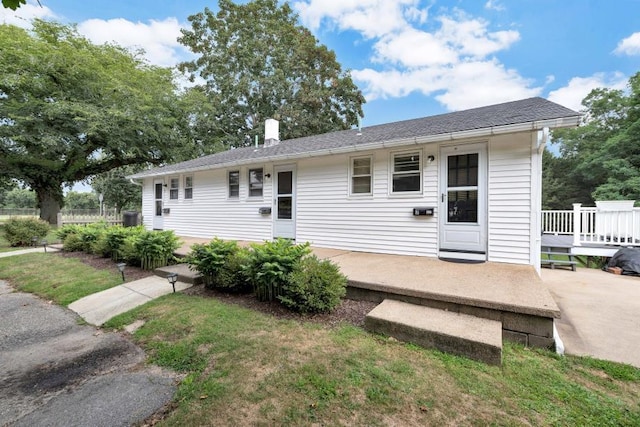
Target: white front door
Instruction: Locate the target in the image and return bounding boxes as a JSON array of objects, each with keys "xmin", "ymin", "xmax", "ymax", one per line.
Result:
[
  {"xmin": 273, "ymin": 165, "xmax": 296, "ymax": 239},
  {"xmin": 439, "ymin": 143, "xmax": 487, "ymax": 260},
  {"xmin": 153, "ymin": 180, "xmax": 164, "ymax": 230}
]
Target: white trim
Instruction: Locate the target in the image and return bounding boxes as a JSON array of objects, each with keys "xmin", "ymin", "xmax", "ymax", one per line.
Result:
[
  {"xmin": 168, "ymin": 176, "xmax": 179, "ymax": 201},
  {"xmin": 438, "ymin": 251, "xmax": 487, "ymax": 261},
  {"xmin": 227, "ymin": 169, "xmax": 240, "ymax": 199},
  {"xmin": 184, "ymin": 174, "xmax": 194, "ymax": 200},
  {"xmin": 247, "ymin": 166, "xmax": 264, "ymax": 199},
  {"xmin": 130, "ymin": 117, "xmax": 580, "ymax": 179}
]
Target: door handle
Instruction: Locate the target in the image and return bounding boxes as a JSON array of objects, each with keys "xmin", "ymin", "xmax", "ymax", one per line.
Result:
[{"xmin": 441, "ymin": 193, "xmax": 445, "ymax": 203}]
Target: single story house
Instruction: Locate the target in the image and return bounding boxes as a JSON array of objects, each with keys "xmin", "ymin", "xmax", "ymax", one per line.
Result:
[{"xmin": 129, "ymin": 97, "xmax": 580, "ymax": 269}]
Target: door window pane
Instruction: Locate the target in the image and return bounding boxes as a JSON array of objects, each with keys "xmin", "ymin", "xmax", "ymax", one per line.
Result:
[
  {"xmin": 155, "ymin": 200, "xmax": 162, "ymax": 216},
  {"xmin": 447, "ymin": 190, "xmax": 478, "ymax": 223},
  {"xmin": 277, "ymin": 196, "xmax": 292, "ymax": 219},
  {"xmin": 155, "ymin": 183, "xmax": 162, "ymax": 200},
  {"xmin": 448, "ymin": 154, "xmax": 478, "ymax": 187},
  {"xmin": 277, "ymin": 171, "xmax": 292, "ymax": 195}
]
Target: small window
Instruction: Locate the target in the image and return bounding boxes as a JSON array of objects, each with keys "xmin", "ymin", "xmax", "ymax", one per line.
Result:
[
  {"xmin": 169, "ymin": 177, "xmax": 179, "ymax": 200},
  {"xmin": 184, "ymin": 175, "xmax": 193, "ymax": 199},
  {"xmin": 248, "ymin": 168, "xmax": 263, "ymax": 197},
  {"xmin": 351, "ymin": 156, "xmax": 372, "ymax": 195},
  {"xmin": 228, "ymin": 170, "xmax": 239, "ymax": 198},
  {"xmin": 392, "ymin": 152, "xmax": 421, "ymax": 193}
]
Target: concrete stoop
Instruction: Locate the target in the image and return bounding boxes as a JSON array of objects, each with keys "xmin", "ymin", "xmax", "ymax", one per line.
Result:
[
  {"xmin": 154, "ymin": 263, "xmax": 202, "ymax": 285},
  {"xmin": 365, "ymin": 299, "xmax": 503, "ymax": 365}
]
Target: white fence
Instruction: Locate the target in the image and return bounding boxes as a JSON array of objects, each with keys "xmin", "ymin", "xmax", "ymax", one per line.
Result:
[
  {"xmin": 542, "ymin": 202, "xmax": 640, "ymax": 247},
  {"xmin": 57, "ymin": 212, "xmax": 123, "ymax": 226}
]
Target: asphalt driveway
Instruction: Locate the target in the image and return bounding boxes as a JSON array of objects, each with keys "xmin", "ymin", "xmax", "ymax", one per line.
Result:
[
  {"xmin": 542, "ymin": 267, "xmax": 640, "ymax": 368},
  {"xmin": 0, "ymin": 280, "xmax": 176, "ymax": 426}
]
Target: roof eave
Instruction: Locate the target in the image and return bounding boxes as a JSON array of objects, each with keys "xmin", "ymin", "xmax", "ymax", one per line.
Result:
[{"xmin": 127, "ymin": 115, "xmax": 581, "ymax": 179}]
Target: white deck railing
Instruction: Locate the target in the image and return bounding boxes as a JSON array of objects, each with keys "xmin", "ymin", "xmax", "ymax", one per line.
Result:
[{"xmin": 542, "ymin": 202, "xmax": 640, "ymax": 247}]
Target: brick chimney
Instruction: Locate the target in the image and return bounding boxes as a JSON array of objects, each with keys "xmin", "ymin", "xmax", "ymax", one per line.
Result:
[{"xmin": 264, "ymin": 118, "xmax": 279, "ymax": 147}]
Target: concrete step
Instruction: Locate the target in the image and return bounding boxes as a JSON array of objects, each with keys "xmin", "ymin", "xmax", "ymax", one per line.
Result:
[
  {"xmin": 154, "ymin": 263, "xmax": 202, "ymax": 285},
  {"xmin": 365, "ymin": 299, "xmax": 503, "ymax": 365}
]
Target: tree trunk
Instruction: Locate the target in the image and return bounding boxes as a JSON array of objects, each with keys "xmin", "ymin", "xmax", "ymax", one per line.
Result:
[{"xmin": 36, "ymin": 188, "xmax": 62, "ymax": 225}]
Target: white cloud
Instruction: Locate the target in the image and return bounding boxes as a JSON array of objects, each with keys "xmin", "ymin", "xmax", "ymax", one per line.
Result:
[
  {"xmin": 77, "ymin": 18, "xmax": 190, "ymax": 67},
  {"xmin": 0, "ymin": 1, "xmax": 57, "ymax": 29},
  {"xmin": 294, "ymin": 1, "xmax": 532, "ymax": 111},
  {"xmin": 547, "ymin": 72, "xmax": 627, "ymax": 111},
  {"xmin": 484, "ymin": 1, "xmax": 505, "ymax": 12},
  {"xmin": 614, "ymin": 32, "xmax": 640, "ymax": 56}
]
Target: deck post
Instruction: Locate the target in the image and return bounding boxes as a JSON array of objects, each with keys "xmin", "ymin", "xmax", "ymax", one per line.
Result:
[{"xmin": 572, "ymin": 203, "xmax": 582, "ymax": 246}]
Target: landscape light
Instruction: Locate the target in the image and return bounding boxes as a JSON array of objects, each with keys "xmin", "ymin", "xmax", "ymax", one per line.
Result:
[
  {"xmin": 116, "ymin": 263, "xmax": 126, "ymax": 282},
  {"xmin": 41, "ymin": 239, "xmax": 47, "ymax": 253},
  {"xmin": 167, "ymin": 272, "xmax": 178, "ymax": 293}
]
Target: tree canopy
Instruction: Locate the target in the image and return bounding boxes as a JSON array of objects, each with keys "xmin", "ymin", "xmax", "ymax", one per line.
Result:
[
  {"xmin": 178, "ymin": 0, "xmax": 365, "ymax": 148},
  {"xmin": 544, "ymin": 72, "xmax": 640, "ymax": 208},
  {"xmin": 0, "ymin": 20, "xmax": 185, "ymax": 223},
  {"xmin": 90, "ymin": 165, "xmax": 142, "ymax": 213}
]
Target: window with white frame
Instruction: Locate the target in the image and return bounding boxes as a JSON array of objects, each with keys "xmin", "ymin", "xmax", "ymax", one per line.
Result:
[
  {"xmin": 351, "ymin": 156, "xmax": 372, "ymax": 195},
  {"xmin": 248, "ymin": 168, "xmax": 263, "ymax": 197},
  {"xmin": 184, "ymin": 175, "xmax": 193, "ymax": 199},
  {"xmin": 391, "ymin": 151, "xmax": 421, "ymax": 193},
  {"xmin": 228, "ymin": 170, "xmax": 239, "ymax": 198},
  {"xmin": 169, "ymin": 177, "xmax": 179, "ymax": 200}
]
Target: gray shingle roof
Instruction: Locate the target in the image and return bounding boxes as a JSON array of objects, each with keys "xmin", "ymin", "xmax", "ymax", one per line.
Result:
[{"xmin": 130, "ymin": 97, "xmax": 579, "ymax": 178}]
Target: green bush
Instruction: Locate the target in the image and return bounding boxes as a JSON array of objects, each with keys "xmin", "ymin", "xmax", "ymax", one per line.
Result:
[
  {"xmin": 243, "ymin": 239, "xmax": 310, "ymax": 302},
  {"xmin": 104, "ymin": 226, "xmax": 142, "ymax": 261},
  {"xmin": 185, "ymin": 239, "xmax": 251, "ymax": 292},
  {"xmin": 118, "ymin": 234, "xmax": 141, "ymax": 266},
  {"xmin": 56, "ymin": 224, "xmax": 83, "ymax": 242},
  {"xmin": 3, "ymin": 217, "xmax": 51, "ymax": 247},
  {"xmin": 135, "ymin": 230, "xmax": 180, "ymax": 270},
  {"xmin": 280, "ymin": 256, "xmax": 347, "ymax": 313},
  {"xmin": 63, "ymin": 232, "xmax": 85, "ymax": 252}
]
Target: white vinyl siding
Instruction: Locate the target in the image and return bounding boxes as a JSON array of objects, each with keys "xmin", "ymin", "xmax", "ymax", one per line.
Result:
[
  {"xmin": 297, "ymin": 149, "xmax": 438, "ymax": 257},
  {"xmin": 487, "ymin": 133, "xmax": 532, "ymax": 264},
  {"xmin": 143, "ymin": 167, "xmax": 272, "ymax": 241}
]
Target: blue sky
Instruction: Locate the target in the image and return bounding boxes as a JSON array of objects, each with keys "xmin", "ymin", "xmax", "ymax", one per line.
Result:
[{"xmin": 2, "ymin": 0, "xmax": 639, "ymax": 127}]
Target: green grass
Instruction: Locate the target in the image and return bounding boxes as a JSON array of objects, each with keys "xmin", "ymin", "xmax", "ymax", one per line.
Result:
[
  {"xmin": 104, "ymin": 295, "xmax": 640, "ymax": 426},
  {"xmin": 0, "ymin": 253, "xmax": 123, "ymax": 305},
  {"xmin": 3, "ymin": 254, "xmax": 639, "ymax": 425}
]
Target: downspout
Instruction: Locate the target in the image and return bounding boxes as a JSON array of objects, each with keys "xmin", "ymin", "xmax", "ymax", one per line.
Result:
[{"xmin": 532, "ymin": 127, "xmax": 549, "ymax": 274}]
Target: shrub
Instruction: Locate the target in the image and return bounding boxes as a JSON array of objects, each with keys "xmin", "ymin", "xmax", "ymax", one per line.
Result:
[
  {"xmin": 280, "ymin": 256, "xmax": 347, "ymax": 313},
  {"xmin": 104, "ymin": 226, "xmax": 138, "ymax": 261},
  {"xmin": 3, "ymin": 217, "xmax": 51, "ymax": 247},
  {"xmin": 56, "ymin": 224, "xmax": 83, "ymax": 242},
  {"xmin": 243, "ymin": 239, "xmax": 310, "ymax": 302},
  {"xmin": 118, "ymin": 234, "xmax": 141, "ymax": 266},
  {"xmin": 135, "ymin": 230, "xmax": 181, "ymax": 270},
  {"xmin": 63, "ymin": 232, "xmax": 85, "ymax": 252},
  {"xmin": 185, "ymin": 239, "xmax": 251, "ymax": 292}
]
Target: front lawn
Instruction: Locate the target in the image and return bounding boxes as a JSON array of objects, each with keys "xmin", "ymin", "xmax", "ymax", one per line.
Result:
[{"xmin": 1, "ymin": 254, "xmax": 639, "ymax": 425}]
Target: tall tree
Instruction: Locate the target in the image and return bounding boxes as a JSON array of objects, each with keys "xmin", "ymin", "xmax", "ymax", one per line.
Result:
[
  {"xmin": 178, "ymin": 0, "xmax": 365, "ymax": 148},
  {"xmin": 0, "ymin": 21, "xmax": 185, "ymax": 224},
  {"xmin": 90, "ymin": 165, "xmax": 142, "ymax": 213},
  {"xmin": 64, "ymin": 191, "xmax": 99, "ymax": 210},
  {"xmin": 546, "ymin": 72, "xmax": 640, "ymax": 206}
]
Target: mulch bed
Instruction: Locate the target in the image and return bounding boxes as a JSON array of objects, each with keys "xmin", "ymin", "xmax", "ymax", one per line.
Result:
[{"xmin": 55, "ymin": 251, "xmax": 376, "ymax": 328}]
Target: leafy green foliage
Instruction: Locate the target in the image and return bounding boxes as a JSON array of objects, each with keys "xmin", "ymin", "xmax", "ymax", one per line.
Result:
[
  {"xmin": 90, "ymin": 165, "xmax": 143, "ymax": 213},
  {"xmin": 2, "ymin": 187, "xmax": 36, "ymax": 209},
  {"xmin": 64, "ymin": 191, "xmax": 99, "ymax": 210},
  {"xmin": 2, "ymin": 0, "xmax": 26, "ymax": 11},
  {"xmin": 178, "ymin": 0, "xmax": 365, "ymax": 149},
  {"xmin": 135, "ymin": 230, "xmax": 180, "ymax": 270},
  {"xmin": 0, "ymin": 21, "xmax": 185, "ymax": 224},
  {"xmin": 185, "ymin": 238, "xmax": 250, "ymax": 292},
  {"xmin": 2, "ymin": 217, "xmax": 50, "ymax": 246},
  {"xmin": 546, "ymin": 72, "xmax": 640, "ymax": 207},
  {"xmin": 243, "ymin": 239, "xmax": 311, "ymax": 302},
  {"xmin": 280, "ymin": 255, "xmax": 347, "ymax": 313}
]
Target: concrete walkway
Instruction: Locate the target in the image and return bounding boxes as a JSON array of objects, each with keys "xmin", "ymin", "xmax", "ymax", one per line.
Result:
[
  {"xmin": 0, "ymin": 246, "xmax": 59, "ymax": 257},
  {"xmin": 69, "ymin": 276, "xmax": 192, "ymax": 326},
  {"xmin": 542, "ymin": 267, "xmax": 640, "ymax": 368}
]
